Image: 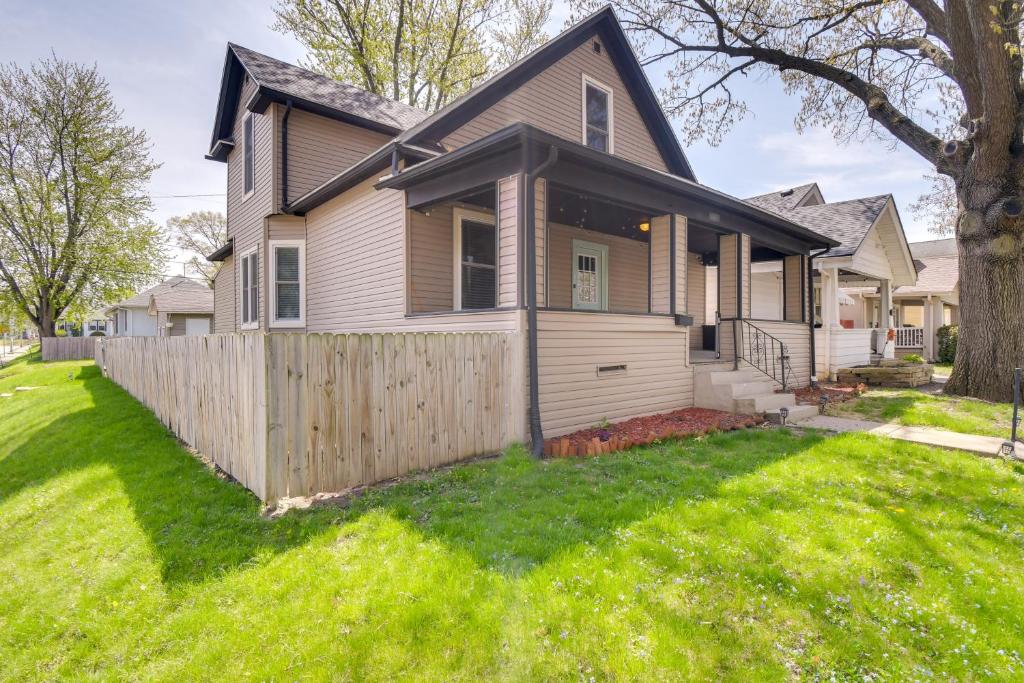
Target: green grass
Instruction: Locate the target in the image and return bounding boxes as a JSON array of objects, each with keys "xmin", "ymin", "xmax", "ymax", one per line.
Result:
[
  {"xmin": 829, "ymin": 386, "xmax": 1015, "ymax": 438},
  {"xmin": 4, "ymin": 355, "xmax": 1024, "ymax": 680}
]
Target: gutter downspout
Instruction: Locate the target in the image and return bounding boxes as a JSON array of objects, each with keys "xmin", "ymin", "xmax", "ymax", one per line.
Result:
[
  {"xmin": 525, "ymin": 143, "xmax": 558, "ymax": 457},
  {"xmin": 281, "ymin": 99, "xmax": 293, "ymax": 211}
]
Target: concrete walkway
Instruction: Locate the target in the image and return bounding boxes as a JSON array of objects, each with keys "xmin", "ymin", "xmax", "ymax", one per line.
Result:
[
  {"xmin": 794, "ymin": 414, "xmax": 1008, "ymax": 458},
  {"xmin": 0, "ymin": 345, "xmax": 32, "ymax": 366}
]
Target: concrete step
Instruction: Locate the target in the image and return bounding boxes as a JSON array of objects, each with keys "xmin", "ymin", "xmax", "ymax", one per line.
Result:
[
  {"xmin": 764, "ymin": 404, "xmax": 819, "ymax": 424},
  {"xmin": 694, "ymin": 368, "xmax": 757, "ymax": 385},
  {"xmin": 735, "ymin": 392, "xmax": 796, "ymax": 413},
  {"xmin": 726, "ymin": 380, "xmax": 779, "ymax": 399}
]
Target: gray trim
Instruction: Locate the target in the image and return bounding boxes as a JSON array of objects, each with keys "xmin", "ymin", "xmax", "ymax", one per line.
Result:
[
  {"xmin": 403, "ymin": 306, "xmax": 521, "ymax": 318},
  {"xmin": 539, "ymin": 307, "xmax": 672, "ymax": 317},
  {"xmin": 206, "ymin": 237, "xmax": 234, "ymax": 262}
]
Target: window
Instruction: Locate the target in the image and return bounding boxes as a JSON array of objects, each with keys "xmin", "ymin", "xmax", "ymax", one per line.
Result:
[
  {"xmin": 454, "ymin": 209, "xmax": 496, "ymax": 310},
  {"xmin": 239, "ymin": 248, "xmax": 259, "ymax": 329},
  {"xmin": 582, "ymin": 75, "xmax": 613, "ymax": 153},
  {"xmin": 270, "ymin": 240, "xmax": 305, "ymax": 326},
  {"xmin": 243, "ymin": 113, "xmax": 255, "ymax": 197}
]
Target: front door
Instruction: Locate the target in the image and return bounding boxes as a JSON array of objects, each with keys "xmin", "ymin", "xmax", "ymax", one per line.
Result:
[{"xmin": 572, "ymin": 239, "xmax": 608, "ymax": 311}]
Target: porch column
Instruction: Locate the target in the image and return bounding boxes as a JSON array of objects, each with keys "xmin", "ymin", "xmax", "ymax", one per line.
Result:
[
  {"xmin": 819, "ymin": 265, "xmax": 841, "ymax": 376},
  {"xmin": 782, "ymin": 254, "xmax": 805, "ymax": 322},
  {"xmin": 877, "ymin": 279, "xmax": 895, "ymax": 359},
  {"xmin": 928, "ymin": 296, "xmax": 944, "ymax": 361},
  {"xmin": 923, "ymin": 295, "xmax": 934, "ymax": 361},
  {"xmin": 650, "ymin": 215, "xmax": 671, "ymax": 313},
  {"xmin": 717, "ymin": 233, "xmax": 750, "ymax": 319}
]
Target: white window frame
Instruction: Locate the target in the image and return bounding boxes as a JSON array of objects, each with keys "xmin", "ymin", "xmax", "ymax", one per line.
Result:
[
  {"xmin": 269, "ymin": 239, "xmax": 306, "ymax": 328},
  {"xmin": 452, "ymin": 207, "xmax": 498, "ymax": 311},
  {"xmin": 581, "ymin": 74, "xmax": 614, "ymax": 154},
  {"xmin": 239, "ymin": 246, "xmax": 259, "ymax": 330},
  {"xmin": 242, "ymin": 112, "xmax": 255, "ymax": 200}
]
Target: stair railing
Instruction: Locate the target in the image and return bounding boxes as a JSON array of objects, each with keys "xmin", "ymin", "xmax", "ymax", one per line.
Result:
[{"xmin": 722, "ymin": 318, "xmax": 793, "ymax": 390}]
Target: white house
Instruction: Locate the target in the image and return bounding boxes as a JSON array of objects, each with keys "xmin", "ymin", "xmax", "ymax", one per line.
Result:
[
  {"xmin": 744, "ymin": 183, "xmax": 918, "ymax": 378},
  {"xmin": 105, "ymin": 277, "xmax": 214, "ymax": 337}
]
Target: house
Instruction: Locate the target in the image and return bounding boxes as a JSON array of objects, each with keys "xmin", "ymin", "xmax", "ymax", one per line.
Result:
[
  {"xmin": 745, "ymin": 183, "xmax": 917, "ymax": 377},
  {"xmin": 204, "ymin": 7, "xmax": 839, "ymax": 441},
  {"xmin": 841, "ymin": 238, "xmax": 959, "ymax": 361},
  {"xmin": 105, "ymin": 277, "xmax": 214, "ymax": 337}
]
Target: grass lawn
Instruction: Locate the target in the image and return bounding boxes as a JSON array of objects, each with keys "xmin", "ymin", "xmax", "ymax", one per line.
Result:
[
  {"xmin": 4, "ymin": 354, "xmax": 1024, "ymax": 680},
  {"xmin": 828, "ymin": 386, "xmax": 1015, "ymax": 438}
]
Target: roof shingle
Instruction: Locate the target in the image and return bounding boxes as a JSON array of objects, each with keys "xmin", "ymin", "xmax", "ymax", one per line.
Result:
[
  {"xmin": 229, "ymin": 44, "xmax": 428, "ymax": 132},
  {"xmin": 745, "ymin": 193, "xmax": 891, "ymax": 257},
  {"xmin": 107, "ymin": 277, "xmax": 214, "ymax": 314},
  {"xmin": 894, "ymin": 255, "xmax": 958, "ymax": 295}
]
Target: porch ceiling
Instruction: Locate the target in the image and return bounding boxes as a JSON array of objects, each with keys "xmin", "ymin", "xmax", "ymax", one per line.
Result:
[
  {"xmin": 548, "ymin": 185, "xmax": 650, "ymax": 242},
  {"xmin": 377, "ymin": 123, "xmax": 839, "ymax": 255}
]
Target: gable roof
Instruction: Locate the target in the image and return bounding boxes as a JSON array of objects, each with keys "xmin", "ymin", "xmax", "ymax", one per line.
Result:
[
  {"xmin": 894, "ymin": 255, "xmax": 959, "ymax": 296},
  {"xmin": 910, "ymin": 237, "xmax": 957, "ymax": 258},
  {"xmin": 207, "ymin": 44, "xmax": 428, "ymax": 161},
  {"xmin": 745, "ymin": 183, "xmax": 822, "ymax": 213},
  {"xmin": 105, "ymin": 277, "xmax": 214, "ymax": 314},
  {"xmin": 396, "ymin": 6, "xmax": 696, "ymax": 180}
]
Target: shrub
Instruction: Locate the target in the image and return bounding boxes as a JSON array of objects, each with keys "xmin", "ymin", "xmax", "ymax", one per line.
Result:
[
  {"xmin": 902, "ymin": 353, "xmax": 925, "ymax": 364},
  {"xmin": 937, "ymin": 324, "xmax": 958, "ymax": 364},
  {"xmin": 55, "ymin": 329, "xmax": 67, "ymax": 337}
]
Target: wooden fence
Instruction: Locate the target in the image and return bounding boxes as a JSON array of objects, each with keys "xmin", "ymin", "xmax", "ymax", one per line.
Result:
[
  {"xmin": 42, "ymin": 336, "xmax": 98, "ymax": 361},
  {"xmin": 95, "ymin": 332, "xmax": 525, "ymax": 504}
]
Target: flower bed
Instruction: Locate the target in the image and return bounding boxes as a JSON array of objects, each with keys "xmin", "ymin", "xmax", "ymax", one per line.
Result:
[
  {"xmin": 543, "ymin": 408, "xmax": 763, "ymax": 458},
  {"xmin": 793, "ymin": 382, "xmax": 866, "ymax": 406}
]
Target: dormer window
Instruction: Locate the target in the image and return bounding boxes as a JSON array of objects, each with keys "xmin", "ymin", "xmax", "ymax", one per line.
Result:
[{"xmin": 582, "ymin": 75, "xmax": 613, "ymax": 153}]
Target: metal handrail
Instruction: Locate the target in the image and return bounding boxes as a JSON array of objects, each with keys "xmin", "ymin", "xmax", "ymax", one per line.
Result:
[{"xmin": 721, "ymin": 318, "xmax": 793, "ymax": 390}]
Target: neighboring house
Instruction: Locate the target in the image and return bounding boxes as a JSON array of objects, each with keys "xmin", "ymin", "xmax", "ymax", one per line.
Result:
[
  {"xmin": 842, "ymin": 237, "xmax": 959, "ymax": 361},
  {"xmin": 105, "ymin": 277, "xmax": 214, "ymax": 337},
  {"xmin": 745, "ymin": 183, "xmax": 917, "ymax": 376},
  {"xmin": 204, "ymin": 8, "xmax": 839, "ymax": 437}
]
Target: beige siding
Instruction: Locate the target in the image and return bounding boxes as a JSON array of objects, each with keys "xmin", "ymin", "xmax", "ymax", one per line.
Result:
[
  {"xmin": 650, "ymin": 215, "xmax": 670, "ymax": 313},
  {"xmin": 408, "ymin": 204, "xmax": 455, "ymax": 313},
  {"xmin": 756, "ymin": 320, "xmax": 812, "ymax": 387},
  {"xmin": 674, "ymin": 215, "xmax": 687, "ymax": 313},
  {"xmin": 306, "ymin": 178, "xmax": 522, "ymax": 332},
  {"xmin": 783, "ymin": 254, "xmax": 805, "ymax": 322},
  {"xmin": 443, "ymin": 37, "xmax": 669, "ymax": 172},
  {"xmin": 536, "ymin": 311, "xmax": 693, "ymax": 436},
  {"xmin": 546, "ymin": 222, "xmax": 648, "ymax": 311},
  {"xmin": 535, "ymin": 178, "xmax": 547, "ymax": 304},
  {"xmin": 276, "ymin": 108, "xmax": 391, "ymax": 205},
  {"xmin": 226, "ymin": 74, "xmax": 274, "ymax": 331},
  {"xmin": 686, "ymin": 253, "xmax": 705, "ymax": 349},
  {"xmin": 719, "ymin": 235, "xmax": 736, "ymax": 319},
  {"xmin": 717, "ymin": 233, "xmax": 750, "ymax": 319},
  {"xmin": 497, "ymin": 175, "xmax": 519, "ymax": 308},
  {"xmin": 214, "ymin": 255, "xmax": 236, "ymax": 333}
]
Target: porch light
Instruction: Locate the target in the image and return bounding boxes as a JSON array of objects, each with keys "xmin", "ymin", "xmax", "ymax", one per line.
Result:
[{"xmin": 639, "ymin": 221, "xmax": 650, "ymax": 232}]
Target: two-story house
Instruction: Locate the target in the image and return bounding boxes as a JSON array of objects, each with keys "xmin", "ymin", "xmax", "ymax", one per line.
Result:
[{"xmin": 205, "ymin": 7, "xmax": 838, "ymax": 444}]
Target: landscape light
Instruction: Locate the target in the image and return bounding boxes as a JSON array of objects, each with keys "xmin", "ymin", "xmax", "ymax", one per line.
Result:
[{"xmin": 778, "ymin": 406, "xmax": 789, "ymax": 426}]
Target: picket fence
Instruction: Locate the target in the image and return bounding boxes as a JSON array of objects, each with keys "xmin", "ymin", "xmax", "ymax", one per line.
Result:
[{"xmin": 95, "ymin": 332, "xmax": 526, "ymax": 504}]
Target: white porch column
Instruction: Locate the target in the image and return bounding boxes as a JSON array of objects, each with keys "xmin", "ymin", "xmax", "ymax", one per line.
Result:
[
  {"xmin": 928, "ymin": 297, "xmax": 945, "ymax": 361},
  {"xmin": 819, "ymin": 266, "xmax": 841, "ymax": 376},
  {"xmin": 923, "ymin": 295, "xmax": 934, "ymax": 361},
  {"xmin": 877, "ymin": 279, "xmax": 894, "ymax": 359}
]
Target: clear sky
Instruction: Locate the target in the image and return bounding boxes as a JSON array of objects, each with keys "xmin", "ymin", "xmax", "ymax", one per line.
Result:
[{"xmin": 2, "ymin": 0, "xmax": 939, "ymax": 277}]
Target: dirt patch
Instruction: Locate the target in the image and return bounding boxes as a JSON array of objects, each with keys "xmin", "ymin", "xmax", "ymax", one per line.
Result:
[{"xmin": 543, "ymin": 408, "xmax": 763, "ymax": 458}]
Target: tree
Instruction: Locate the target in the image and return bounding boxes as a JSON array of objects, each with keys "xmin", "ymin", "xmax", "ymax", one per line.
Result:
[
  {"xmin": 910, "ymin": 173, "xmax": 958, "ymax": 236},
  {"xmin": 273, "ymin": 0, "xmax": 552, "ymax": 112},
  {"xmin": 0, "ymin": 57, "xmax": 164, "ymax": 337},
  {"xmin": 167, "ymin": 211, "xmax": 227, "ymax": 287},
  {"xmin": 572, "ymin": 0, "xmax": 1024, "ymax": 401}
]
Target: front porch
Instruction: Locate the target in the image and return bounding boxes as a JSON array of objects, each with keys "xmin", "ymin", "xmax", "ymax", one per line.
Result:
[{"xmin": 384, "ymin": 125, "xmax": 836, "ymax": 438}]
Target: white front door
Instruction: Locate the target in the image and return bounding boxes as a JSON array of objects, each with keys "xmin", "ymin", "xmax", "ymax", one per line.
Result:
[{"xmin": 572, "ymin": 239, "xmax": 608, "ymax": 311}]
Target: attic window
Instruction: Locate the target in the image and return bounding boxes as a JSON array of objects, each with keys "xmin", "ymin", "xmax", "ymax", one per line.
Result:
[
  {"xmin": 592, "ymin": 40, "xmax": 601, "ymax": 54},
  {"xmin": 582, "ymin": 75, "xmax": 613, "ymax": 153}
]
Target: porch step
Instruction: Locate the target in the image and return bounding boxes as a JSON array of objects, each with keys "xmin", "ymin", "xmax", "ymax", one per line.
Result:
[
  {"xmin": 764, "ymin": 404, "xmax": 819, "ymax": 425},
  {"xmin": 726, "ymin": 380, "xmax": 780, "ymax": 399},
  {"xmin": 735, "ymin": 392, "xmax": 796, "ymax": 413}
]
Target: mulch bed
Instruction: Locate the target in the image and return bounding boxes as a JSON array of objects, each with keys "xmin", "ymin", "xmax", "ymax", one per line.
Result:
[
  {"xmin": 793, "ymin": 382, "xmax": 867, "ymax": 406},
  {"xmin": 543, "ymin": 407, "xmax": 763, "ymax": 458}
]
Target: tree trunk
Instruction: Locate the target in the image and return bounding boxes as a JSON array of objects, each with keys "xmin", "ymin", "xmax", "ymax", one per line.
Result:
[
  {"xmin": 944, "ymin": 186, "xmax": 1024, "ymax": 402},
  {"xmin": 36, "ymin": 298, "xmax": 57, "ymax": 338}
]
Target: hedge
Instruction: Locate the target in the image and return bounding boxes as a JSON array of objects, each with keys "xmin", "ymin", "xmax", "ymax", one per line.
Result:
[{"xmin": 937, "ymin": 324, "xmax": 958, "ymax": 364}]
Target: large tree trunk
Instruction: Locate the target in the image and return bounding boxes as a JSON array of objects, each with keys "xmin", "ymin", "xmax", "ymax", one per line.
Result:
[
  {"xmin": 35, "ymin": 297, "xmax": 57, "ymax": 338},
  {"xmin": 944, "ymin": 185, "xmax": 1024, "ymax": 402}
]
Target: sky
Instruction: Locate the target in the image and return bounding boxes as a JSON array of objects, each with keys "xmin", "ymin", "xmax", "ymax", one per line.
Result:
[{"xmin": 1, "ymin": 0, "xmax": 941, "ymax": 278}]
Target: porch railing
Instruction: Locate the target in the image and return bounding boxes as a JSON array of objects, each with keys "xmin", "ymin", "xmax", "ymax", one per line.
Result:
[
  {"xmin": 895, "ymin": 327, "xmax": 924, "ymax": 348},
  {"xmin": 725, "ymin": 318, "xmax": 793, "ymax": 390}
]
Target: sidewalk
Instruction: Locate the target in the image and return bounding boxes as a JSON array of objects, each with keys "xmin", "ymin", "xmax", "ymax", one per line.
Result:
[
  {"xmin": 794, "ymin": 414, "xmax": 1008, "ymax": 458},
  {"xmin": 0, "ymin": 345, "xmax": 32, "ymax": 366}
]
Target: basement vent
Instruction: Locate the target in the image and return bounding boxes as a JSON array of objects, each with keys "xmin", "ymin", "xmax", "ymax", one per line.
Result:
[
  {"xmin": 597, "ymin": 363, "xmax": 627, "ymax": 376},
  {"xmin": 593, "ymin": 40, "xmax": 602, "ymax": 54}
]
